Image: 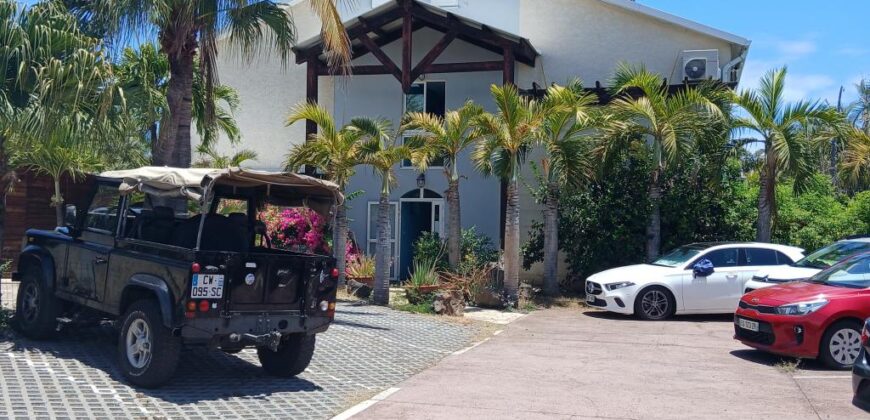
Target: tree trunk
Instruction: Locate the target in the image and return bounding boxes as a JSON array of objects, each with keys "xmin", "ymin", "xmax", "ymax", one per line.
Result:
[
  {"xmin": 446, "ymin": 179, "xmax": 461, "ymax": 269},
  {"xmin": 503, "ymin": 179, "xmax": 520, "ymax": 301},
  {"xmin": 0, "ymin": 135, "xmax": 9, "ymax": 261},
  {"xmin": 157, "ymin": 40, "xmax": 195, "ymax": 167},
  {"xmin": 53, "ymin": 178, "xmax": 63, "ymax": 227},
  {"xmin": 646, "ymin": 169, "xmax": 662, "ymax": 262},
  {"xmin": 334, "ymin": 202, "xmax": 348, "ymax": 286},
  {"xmin": 542, "ymin": 181, "xmax": 559, "ymax": 296},
  {"xmin": 756, "ymin": 145, "xmax": 777, "ymax": 242},
  {"xmin": 372, "ymin": 192, "xmax": 391, "ymax": 305}
]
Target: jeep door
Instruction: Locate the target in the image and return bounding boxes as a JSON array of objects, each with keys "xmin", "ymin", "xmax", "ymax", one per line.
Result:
[{"xmin": 63, "ymin": 183, "xmax": 119, "ymax": 302}]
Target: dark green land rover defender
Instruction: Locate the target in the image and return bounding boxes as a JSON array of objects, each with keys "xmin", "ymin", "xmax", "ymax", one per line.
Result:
[{"xmin": 13, "ymin": 167, "xmax": 342, "ymax": 388}]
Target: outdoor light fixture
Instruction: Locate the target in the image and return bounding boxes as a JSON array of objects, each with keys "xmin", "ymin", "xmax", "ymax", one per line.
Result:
[{"xmin": 417, "ymin": 173, "xmax": 426, "ymax": 189}]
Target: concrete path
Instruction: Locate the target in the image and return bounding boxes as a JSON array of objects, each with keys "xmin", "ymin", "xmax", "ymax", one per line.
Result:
[{"xmin": 352, "ymin": 308, "xmax": 865, "ymax": 419}]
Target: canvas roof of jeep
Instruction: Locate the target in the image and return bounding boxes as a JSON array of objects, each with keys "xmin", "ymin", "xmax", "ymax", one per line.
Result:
[{"xmin": 99, "ymin": 167, "xmax": 343, "ymax": 210}]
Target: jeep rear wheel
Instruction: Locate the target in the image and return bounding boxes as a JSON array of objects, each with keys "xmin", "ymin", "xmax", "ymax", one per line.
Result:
[
  {"xmin": 257, "ymin": 334, "xmax": 315, "ymax": 377},
  {"xmin": 15, "ymin": 270, "xmax": 58, "ymax": 339},
  {"xmin": 118, "ymin": 300, "xmax": 181, "ymax": 388}
]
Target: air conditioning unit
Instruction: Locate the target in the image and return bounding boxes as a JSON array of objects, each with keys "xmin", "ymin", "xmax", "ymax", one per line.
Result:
[{"xmin": 681, "ymin": 50, "xmax": 720, "ymax": 82}]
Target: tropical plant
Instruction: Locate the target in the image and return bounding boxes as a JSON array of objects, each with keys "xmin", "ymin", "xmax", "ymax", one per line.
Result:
[
  {"xmin": 258, "ymin": 206, "xmax": 331, "ymax": 254},
  {"xmin": 847, "ymin": 79, "xmax": 870, "ymax": 135},
  {"xmin": 0, "ymin": 2, "xmax": 124, "ymax": 229},
  {"xmin": 601, "ymin": 63, "xmax": 725, "ymax": 260},
  {"xmin": 12, "ymin": 118, "xmax": 107, "ymax": 226},
  {"xmin": 193, "ymin": 146, "xmax": 258, "ymax": 168},
  {"xmin": 73, "ymin": 0, "xmax": 351, "ymax": 167},
  {"xmin": 838, "ymin": 128, "xmax": 870, "ymax": 188},
  {"xmin": 116, "ymin": 43, "xmax": 243, "ymax": 158},
  {"xmin": 285, "ymin": 103, "xmax": 390, "ymax": 286},
  {"xmin": 731, "ymin": 67, "xmax": 844, "ymax": 242},
  {"xmin": 534, "ymin": 81, "xmax": 599, "ymax": 295},
  {"xmin": 358, "ymin": 125, "xmax": 416, "ymax": 305},
  {"xmin": 472, "ymin": 84, "xmax": 544, "ymax": 301},
  {"xmin": 402, "ymin": 101, "xmax": 484, "ymax": 269},
  {"xmin": 346, "ymin": 255, "xmax": 375, "ymax": 279},
  {"xmin": 407, "ymin": 258, "xmax": 440, "ymax": 287}
]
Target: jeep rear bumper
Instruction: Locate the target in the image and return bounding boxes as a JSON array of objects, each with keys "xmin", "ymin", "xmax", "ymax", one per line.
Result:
[{"xmin": 178, "ymin": 312, "xmax": 332, "ymax": 346}]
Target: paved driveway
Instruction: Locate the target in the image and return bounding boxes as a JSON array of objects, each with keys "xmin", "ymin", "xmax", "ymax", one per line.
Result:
[
  {"xmin": 355, "ymin": 308, "xmax": 866, "ymax": 419},
  {"xmin": 0, "ymin": 302, "xmax": 481, "ymax": 419}
]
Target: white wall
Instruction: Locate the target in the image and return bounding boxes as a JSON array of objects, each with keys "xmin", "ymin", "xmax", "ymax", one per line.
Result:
[
  {"xmin": 514, "ymin": 0, "xmax": 737, "ymax": 285},
  {"xmin": 205, "ymin": 3, "xmax": 329, "ymax": 170}
]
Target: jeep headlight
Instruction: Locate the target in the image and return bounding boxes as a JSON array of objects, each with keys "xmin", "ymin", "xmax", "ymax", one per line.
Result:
[
  {"xmin": 775, "ymin": 299, "xmax": 828, "ymax": 316},
  {"xmin": 605, "ymin": 281, "xmax": 635, "ymax": 291}
]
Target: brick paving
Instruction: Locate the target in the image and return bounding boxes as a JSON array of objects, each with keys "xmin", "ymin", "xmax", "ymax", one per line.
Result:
[{"xmin": 0, "ymin": 301, "xmax": 481, "ymax": 419}]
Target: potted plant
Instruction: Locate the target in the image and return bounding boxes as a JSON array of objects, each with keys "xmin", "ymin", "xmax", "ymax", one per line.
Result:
[
  {"xmin": 346, "ymin": 255, "xmax": 376, "ymax": 288},
  {"xmin": 405, "ymin": 258, "xmax": 442, "ymax": 303}
]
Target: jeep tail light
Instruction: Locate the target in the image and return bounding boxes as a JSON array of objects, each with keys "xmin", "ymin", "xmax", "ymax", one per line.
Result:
[
  {"xmin": 198, "ymin": 300, "xmax": 210, "ymax": 312},
  {"xmin": 186, "ymin": 301, "xmax": 196, "ymax": 312},
  {"xmin": 862, "ymin": 324, "xmax": 870, "ymax": 346},
  {"xmin": 331, "ymin": 267, "xmax": 339, "ymax": 278},
  {"xmin": 327, "ymin": 301, "xmax": 336, "ymax": 319},
  {"xmin": 191, "ymin": 262, "xmax": 201, "ymax": 273}
]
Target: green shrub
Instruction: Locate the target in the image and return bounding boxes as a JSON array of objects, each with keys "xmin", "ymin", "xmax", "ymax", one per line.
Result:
[{"xmin": 413, "ymin": 227, "xmax": 499, "ymax": 273}]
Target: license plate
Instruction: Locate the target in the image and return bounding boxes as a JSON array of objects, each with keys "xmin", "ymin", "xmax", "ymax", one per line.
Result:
[
  {"xmin": 738, "ymin": 318, "xmax": 759, "ymax": 332},
  {"xmin": 191, "ymin": 274, "xmax": 224, "ymax": 299},
  {"xmin": 586, "ymin": 294, "xmax": 596, "ymax": 303}
]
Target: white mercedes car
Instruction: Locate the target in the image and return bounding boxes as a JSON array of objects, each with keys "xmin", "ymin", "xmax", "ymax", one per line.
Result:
[
  {"xmin": 742, "ymin": 237, "xmax": 870, "ymax": 293},
  {"xmin": 585, "ymin": 242, "xmax": 805, "ymax": 320}
]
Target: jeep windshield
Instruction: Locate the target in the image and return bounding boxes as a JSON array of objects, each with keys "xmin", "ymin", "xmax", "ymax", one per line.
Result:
[{"xmin": 794, "ymin": 241, "xmax": 870, "ymax": 270}]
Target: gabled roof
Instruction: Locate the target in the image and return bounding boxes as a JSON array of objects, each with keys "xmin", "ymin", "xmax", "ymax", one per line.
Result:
[
  {"xmin": 599, "ymin": 0, "xmax": 750, "ymax": 47},
  {"xmin": 293, "ymin": 0, "xmax": 538, "ymax": 66}
]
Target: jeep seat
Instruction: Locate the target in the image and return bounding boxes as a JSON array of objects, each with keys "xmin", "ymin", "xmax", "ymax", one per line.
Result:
[{"xmin": 139, "ymin": 206, "xmax": 175, "ymax": 244}]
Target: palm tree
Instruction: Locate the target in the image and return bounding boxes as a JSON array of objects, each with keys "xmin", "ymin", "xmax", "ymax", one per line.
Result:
[
  {"xmin": 0, "ymin": 1, "xmax": 121, "ymax": 229},
  {"xmin": 358, "ymin": 125, "xmax": 415, "ymax": 305},
  {"xmin": 535, "ymin": 81, "xmax": 599, "ymax": 295},
  {"xmin": 602, "ymin": 63, "xmax": 724, "ymax": 260},
  {"xmin": 838, "ymin": 127, "xmax": 870, "ymax": 188},
  {"xmin": 401, "ymin": 101, "xmax": 484, "ymax": 269},
  {"xmin": 194, "ymin": 146, "xmax": 258, "ymax": 168},
  {"xmin": 75, "ymin": 0, "xmax": 351, "ymax": 167},
  {"xmin": 12, "ymin": 118, "xmax": 106, "ymax": 226},
  {"xmin": 473, "ymin": 84, "xmax": 544, "ymax": 301},
  {"xmin": 731, "ymin": 67, "xmax": 843, "ymax": 242},
  {"xmin": 285, "ymin": 103, "xmax": 391, "ymax": 286},
  {"xmin": 116, "ymin": 43, "xmax": 243, "ymax": 158},
  {"xmin": 847, "ymin": 79, "xmax": 870, "ymax": 135}
]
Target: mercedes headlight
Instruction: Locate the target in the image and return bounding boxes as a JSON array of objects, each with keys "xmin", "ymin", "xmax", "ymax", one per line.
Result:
[
  {"xmin": 605, "ymin": 281, "xmax": 635, "ymax": 291},
  {"xmin": 775, "ymin": 299, "xmax": 828, "ymax": 316}
]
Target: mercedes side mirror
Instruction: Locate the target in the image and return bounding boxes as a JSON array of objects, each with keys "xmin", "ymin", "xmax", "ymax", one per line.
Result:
[{"xmin": 693, "ymin": 259, "xmax": 715, "ymax": 278}]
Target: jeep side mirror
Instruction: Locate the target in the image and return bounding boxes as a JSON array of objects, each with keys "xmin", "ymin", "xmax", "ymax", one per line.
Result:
[
  {"xmin": 63, "ymin": 204, "xmax": 81, "ymax": 237},
  {"xmin": 693, "ymin": 259, "xmax": 715, "ymax": 278}
]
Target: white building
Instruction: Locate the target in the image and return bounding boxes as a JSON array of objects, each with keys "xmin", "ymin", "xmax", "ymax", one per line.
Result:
[{"xmin": 212, "ymin": 0, "xmax": 750, "ymax": 283}]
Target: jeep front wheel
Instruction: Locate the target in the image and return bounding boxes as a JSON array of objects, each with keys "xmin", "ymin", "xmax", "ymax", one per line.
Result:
[
  {"xmin": 15, "ymin": 270, "xmax": 58, "ymax": 339},
  {"xmin": 117, "ymin": 300, "xmax": 181, "ymax": 388},
  {"xmin": 257, "ymin": 334, "xmax": 315, "ymax": 377}
]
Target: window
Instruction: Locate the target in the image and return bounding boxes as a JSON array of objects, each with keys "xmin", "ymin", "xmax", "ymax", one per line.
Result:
[
  {"xmin": 402, "ymin": 81, "xmax": 446, "ymax": 168},
  {"xmin": 775, "ymin": 252, "xmax": 795, "ymax": 265},
  {"xmin": 697, "ymin": 248, "xmax": 739, "ymax": 268},
  {"xmin": 84, "ymin": 184, "xmax": 121, "ymax": 234},
  {"xmin": 741, "ymin": 248, "xmax": 779, "ymax": 266}
]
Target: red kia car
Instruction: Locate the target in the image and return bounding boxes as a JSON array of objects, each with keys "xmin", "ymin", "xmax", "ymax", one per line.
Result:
[{"xmin": 735, "ymin": 252, "xmax": 870, "ymax": 369}]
